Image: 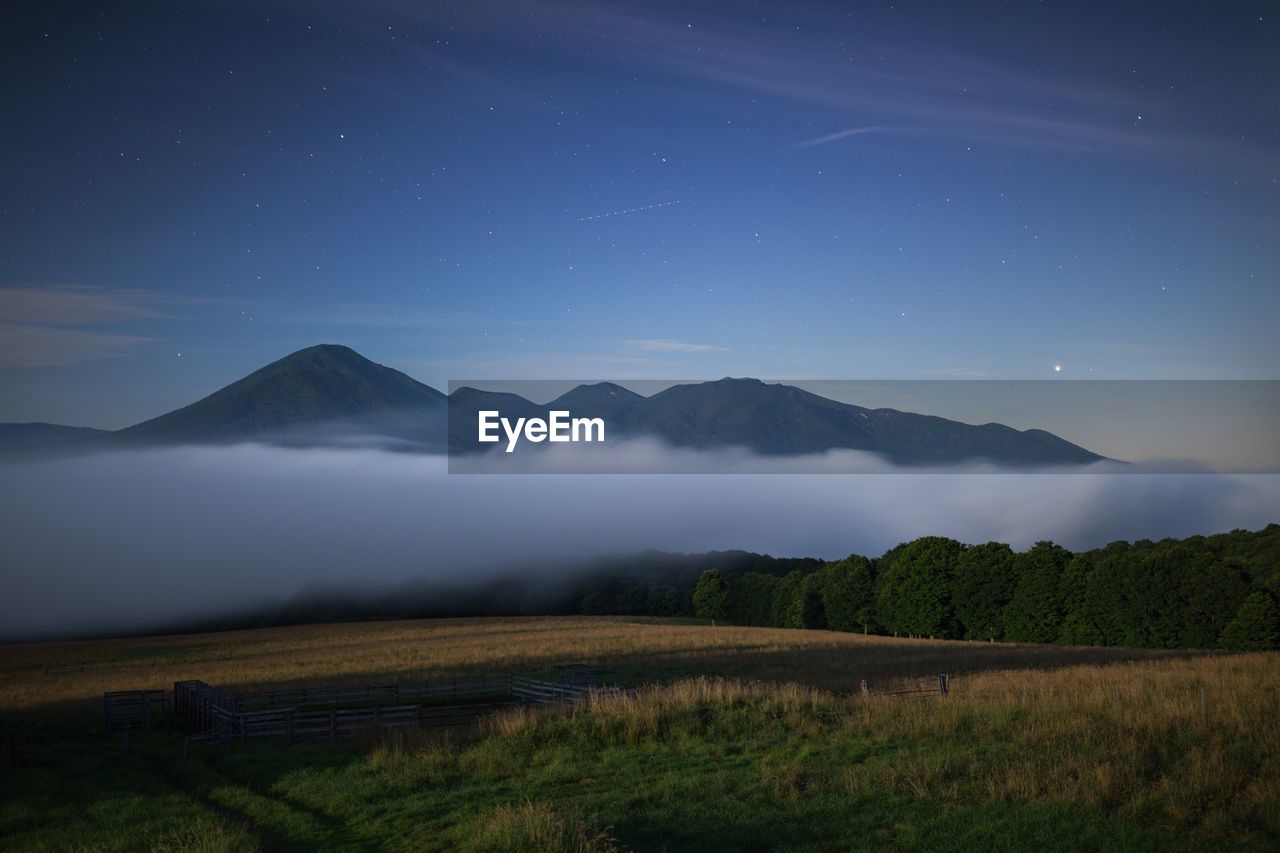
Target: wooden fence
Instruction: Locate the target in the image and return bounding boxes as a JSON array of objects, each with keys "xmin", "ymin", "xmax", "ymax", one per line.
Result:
[
  {"xmin": 103, "ymin": 690, "xmax": 168, "ymax": 732},
  {"xmin": 224, "ymin": 674, "xmax": 515, "ymax": 712},
  {"xmin": 124, "ymin": 670, "xmax": 948, "ymax": 756},
  {"xmin": 172, "ymin": 674, "xmax": 614, "ymax": 754},
  {"xmin": 860, "ymin": 673, "xmax": 950, "ymax": 699}
]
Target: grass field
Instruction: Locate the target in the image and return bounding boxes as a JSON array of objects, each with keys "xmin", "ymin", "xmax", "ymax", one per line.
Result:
[{"xmin": 1, "ymin": 616, "xmax": 1277, "ymax": 851}]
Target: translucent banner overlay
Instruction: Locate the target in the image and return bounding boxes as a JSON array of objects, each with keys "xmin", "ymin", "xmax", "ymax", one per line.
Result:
[{"xmin": 446, "ymin": 380, "xmax": 1280, "ymax": 474}]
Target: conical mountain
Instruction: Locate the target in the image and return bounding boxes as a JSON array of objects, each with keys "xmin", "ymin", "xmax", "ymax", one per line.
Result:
[{"xmin": 117, "ymin": 344, "xmax": 446, "ymax": 448}]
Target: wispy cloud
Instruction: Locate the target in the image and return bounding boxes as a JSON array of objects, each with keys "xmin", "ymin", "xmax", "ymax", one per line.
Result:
[
  {"xmin": 351, "ymin": 0, "xmax": 1266, "ymax": 171},
  {"xmin": 791, "ymin": 126, "xmax": 913, "ymax": 149},
  {"xmin": 0, "ymin": 286, "xmax": 169, "ymax": 325},
  {"xmin": 0, "ymin": 285, "xmax": 169, "ymax": 367},
  {"xmin": 627, "ymin": 338, "xmax": 728, "ymax": 353},
  {"xmin": 0, "ymin": 323, "xmax": 153, "ymax": 367}
]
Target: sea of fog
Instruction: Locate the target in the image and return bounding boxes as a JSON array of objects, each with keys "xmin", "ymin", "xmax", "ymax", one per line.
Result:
[{"xmin": 1, "ymin": 442, "xmax": 1277, "ymax": 639}]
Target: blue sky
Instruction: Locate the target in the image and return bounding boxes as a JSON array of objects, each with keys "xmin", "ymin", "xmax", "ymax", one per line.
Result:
[{"xmin": 1, "ymin": 0, "xmax": 1277, "ymax": 427}]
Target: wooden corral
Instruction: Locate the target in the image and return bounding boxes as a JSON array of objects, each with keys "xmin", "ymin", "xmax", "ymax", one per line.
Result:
[
  {"xmin": 170, "ymin": 673, "xmax": 614, "ymax": 754},
  {"xmin": 103, "ymin": 690, "xmax": 168, "ymax": 732},
  {"xmin": 109, "ymin": 667, "xmax": 951, "ymax": 756}
]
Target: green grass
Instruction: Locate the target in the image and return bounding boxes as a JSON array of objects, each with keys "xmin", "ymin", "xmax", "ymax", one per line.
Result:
[
  {"xmin": 1, "ymin": 715, "xmax": 1241, "ymax": 852},
  {"xmin": 0, "ymin": 710, "xmax": 1216, "ymax": 852},
  {"xmin": 1, "ymin": 617, "xmax": 1276, "ymax": 851}
]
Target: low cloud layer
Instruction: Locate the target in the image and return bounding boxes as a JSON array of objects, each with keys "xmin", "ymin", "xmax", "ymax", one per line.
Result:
[{"xmin": 1, "ymin": 443, "xmax": 1276, "ymax": 639}]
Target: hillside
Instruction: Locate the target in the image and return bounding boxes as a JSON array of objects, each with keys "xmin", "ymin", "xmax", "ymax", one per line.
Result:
[{"xmin": 116, "ymin": 344, "xmax": 447, "ymax": 449}]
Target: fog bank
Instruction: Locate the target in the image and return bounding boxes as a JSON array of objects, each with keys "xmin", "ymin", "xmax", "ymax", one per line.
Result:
[{"xmin": 1, "ymin": 443, "xmax": 1276, "ymax": 639}]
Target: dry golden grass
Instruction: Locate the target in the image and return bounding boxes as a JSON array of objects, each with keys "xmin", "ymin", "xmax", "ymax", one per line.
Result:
[
  {"xmin": 475, "ymin": 653, "xmax": 1280, "ymax": 842},
  {"xmin": 1, "ymin": 616, "xmax": 1276, "ymax": 848},
  {"xmin": 460, "ymin": 801, "xmax": 620, "ymax": 853},
  {"xmin": 0, "ymin": 615, "xmax": 1198, "ymax": 719}
]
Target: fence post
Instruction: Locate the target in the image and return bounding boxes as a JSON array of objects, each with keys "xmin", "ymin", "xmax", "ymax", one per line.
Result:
[
  {"xmin": 859, "ymin": 679, "xmax": 869, "ymax": 698},
  {"xmin": 938, "ymin": 674, "xmax": 949, "ymax": 697}
]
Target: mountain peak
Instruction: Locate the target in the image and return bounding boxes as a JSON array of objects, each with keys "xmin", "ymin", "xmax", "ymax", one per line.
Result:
[
  {"xmin": 550, "ymin": 381, "xmax": 644, "ymax": 404},
  {"xmin": 117, "ymin": 343, "xmax": 446, "ymax": 447},
  {"xmin": 271, "ymin": 343, "xmax": 369, "ymax": 369},
  {"xmin": 292, "ymin": 343, "xmax": 361, "ymax": 358}
]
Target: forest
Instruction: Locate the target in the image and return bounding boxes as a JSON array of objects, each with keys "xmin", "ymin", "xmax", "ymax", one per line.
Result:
[
  {"xmin": 130, "ymin": 526, "xmax": 1280, "ymax": 653},
  {"xmin": 689, "ymin": 525, "xmax": 1280, "ymax": 650}
]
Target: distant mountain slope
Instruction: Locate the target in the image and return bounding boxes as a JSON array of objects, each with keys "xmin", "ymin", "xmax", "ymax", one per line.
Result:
[
  {"xmin": 449, "ymin": 377, "xmax": 1107, "ymax": 466},
  {"xmin": 0, "ymin": 422, "xmax": 106, "ymax": 453},
  {"xmin": 2, "ymin": 346, "xmax": 1109, "ymax": 465},
  {"xmin": 117, "ymin": 344, "xmax": 447, "ymax": 449}
]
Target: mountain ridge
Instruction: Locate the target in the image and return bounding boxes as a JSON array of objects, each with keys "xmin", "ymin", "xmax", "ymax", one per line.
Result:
[{"xmin": 1, "ymin": 344, "xmax": 1109, "ymax": 466}]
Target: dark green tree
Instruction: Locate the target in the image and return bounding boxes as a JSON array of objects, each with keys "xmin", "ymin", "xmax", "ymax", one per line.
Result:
[
  {"xmin": 1220, "ymin": 592, "xmax": 1280, "ymax": 650},
  {"xmin": 951, "ymin": 542, "xmax": 1016, "ymax": 641},
  {"xmin": 820, "ymin": 555, "xmax": 878, "ymax": 633},
  {"xmin": 646, "ymin": 584, "xmax": 682, "ymax": 616},
  {"xmin": 873, "ymin": 537, "xmax": 964, "ymax": 638},
  {"xmin": 692, "ymin": 569, "xmax": 731, "ymax": 622},
  {"xmin": 772, "ymin": 571, "xmax": 806, "ymax": 628},
  {"xmin": 1158, "ymin": 544, "xmax": 1249, "ymax": 648},
  {"xmin": 730, "ymin": 572, "xmax": 780, "ymax": 626},
  {"xmin": 1058, "ymin": 552, "xmax": 1102, "ymax": 644},
  {"xmin": 1063, "ymin": 542, "xmax": 1130, "ymax": 645},
  {"xmin": 1116, "ymin": 540, "xmax": 1170, "ymax": 646},
  {"xmin": 1003, "ymin": 541, "xmax": 1070, "ymax": 643},
  {"xmin": 799, "ymin": 570, "xmax": 828, "ymax": 629},
  {"xmin": 1213, "ymin": 523, "xmax": 1280, "ymax": 597}
]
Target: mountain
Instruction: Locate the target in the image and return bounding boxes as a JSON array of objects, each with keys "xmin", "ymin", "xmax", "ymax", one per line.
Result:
[
  {"xmin": 116, "ymin": 344, "xmax": 447, "ymax": 450},
  {"xmin": 0, "ymin": 422, "xmax": 107, "ymax": 455},
  {"xmin": 620, "ymin": 378, "xmax": 866, "ymax": 454},
  {"xmin": 446, "ymin": 386, "xmax": 546, "ymax": 450},
  {"xmin": 449, "ymin": 377, "xmax": 1107, "ymax": 466},
  {"xmin": 547, "ymin": 382, "xmax": 645, "ymax": 416},
  {"xmin": 1, "ymin": 345, "xmax": 1109, "ymax": 466}
]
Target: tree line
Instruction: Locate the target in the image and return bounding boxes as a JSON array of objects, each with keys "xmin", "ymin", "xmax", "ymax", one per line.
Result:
[
  {"xmin": 128, "ymin": 528, "xmax": 1278, "ymax": 652},
  {"xmin": 692, "ymin": 525, "xmax": 1280, "ymax": 651}
]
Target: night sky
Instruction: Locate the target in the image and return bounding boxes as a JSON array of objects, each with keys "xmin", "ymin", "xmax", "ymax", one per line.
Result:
[{"xmin": 2, "ymin": 0, "xmax": 1277, "ymax": 428}]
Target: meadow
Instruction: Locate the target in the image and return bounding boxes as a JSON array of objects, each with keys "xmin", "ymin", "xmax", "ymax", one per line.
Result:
[{"xmin": 1, "ymin": 616, "xmax": 1277, "ymax": 851}]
